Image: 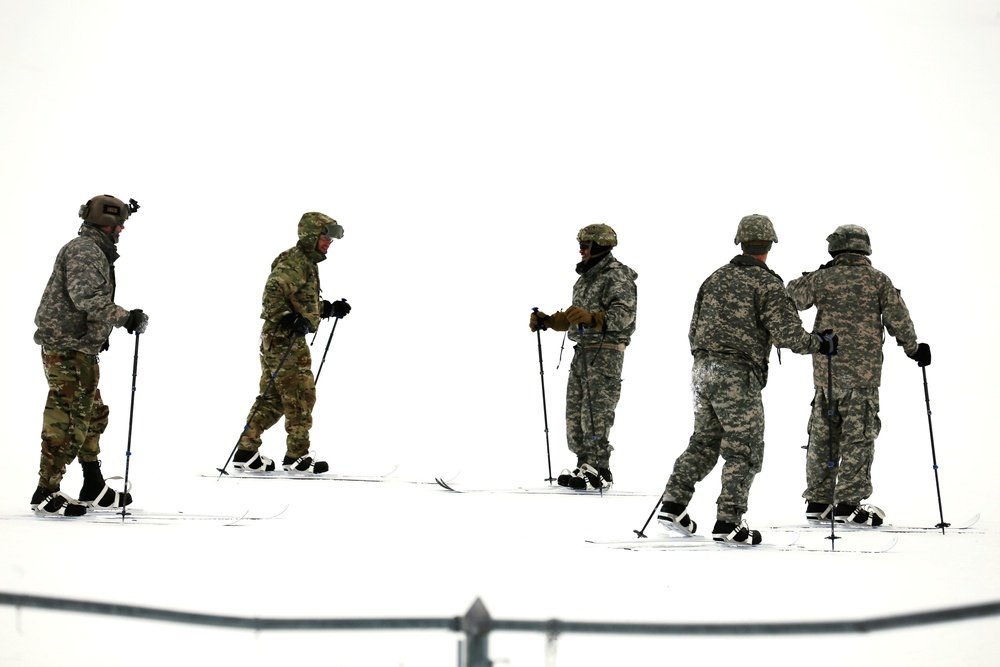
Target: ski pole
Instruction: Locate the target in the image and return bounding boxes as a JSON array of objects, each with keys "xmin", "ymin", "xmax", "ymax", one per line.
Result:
[
  {"xmin": 578, "ymin": 324, "xmax": 598, "ymax": 445},
  {"xmin": 310, "ymin": 322, "xmax": 321, "ymax": 346},
  {"xmin": 577, "ymin": 324, "xmax": 611, "ymax": 450},
  {"xmin": 576, "ymin": 323, "xmax": 606, "ymax": 495},
  {"xmin": 823, "ymin": 335, "xmax": 839, "ymax": 547},
  {"xmin": 120, "ymin": 331, "xmax": 141, "ymax": 521},
  {"xmin": 921, "ymin": 366, "xmax": 949, "ymax": 534},
  {"xmin": 314, "ymin": 298, "xmax": 346, "ymax": 385},
  {"xmin": 632, "ymin": 495, "xmax": 662, "ymax": 538},
  {"xmin": 532, "ymin": 308, "xmax": 554, "ymax": 483},
  {"xmin": 216, "ymin": 334, "xmax": 299, "ymax": 477}
]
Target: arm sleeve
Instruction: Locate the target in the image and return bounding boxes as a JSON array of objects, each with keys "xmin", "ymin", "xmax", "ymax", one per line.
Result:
[
  {"xmin": 786, "ymin": 274, "xmax": 815, "ymax": 311},
  {"xmin": 880, "ymin": 278, "xmax": 919, "ymax": 356},
  {"xmin": 761, "ymin": 280, "xmax": 819, "ymax": 355},
  {"xmin": 262, "ymin": 263, "xmax": 306, "ymax": 323},
  {"xmin": 64, "ymin": 246, "xmax": 129, "ymax": 327},
  {"xmin": 601, "ymin": 272, "xmax": 637, "ymax": 332}
]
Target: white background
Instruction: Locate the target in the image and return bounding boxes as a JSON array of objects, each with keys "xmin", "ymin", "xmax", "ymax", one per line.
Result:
[{"xmin": 2, "ymin": 1, "xmax": 999, "ymax": 665}]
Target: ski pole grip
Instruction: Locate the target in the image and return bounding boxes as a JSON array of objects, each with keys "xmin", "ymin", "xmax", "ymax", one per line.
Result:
[
  {"xmin": 333, "ymin": 297, "xmax": 348, "ymax": 319},
  {"xmin": 532, "ymin": 306, "xmax": 546, "ymax": 331}
]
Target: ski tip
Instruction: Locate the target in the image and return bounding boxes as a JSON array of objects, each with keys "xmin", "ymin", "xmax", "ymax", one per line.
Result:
[
  {"xmin": 434, "ymin": 477, "xmax": 459, "ymax": 492},
  {"xmin": 224, "ymin": 510, "xmax": 251, "ymax": 526},
  {"xmin": 780, "ymin": 532, "xmax": 801, "ymax": 547}
]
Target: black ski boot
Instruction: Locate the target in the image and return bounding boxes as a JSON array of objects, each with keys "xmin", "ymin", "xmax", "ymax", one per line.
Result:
[
  {"xmin": 32, "ymin": 487, "xmax": 87, "ymax": 517},
  {"xmin": 805, "ymin": 501, "xmax": 834, "ymax": 522},
  {"xmin": 834, "ymin": 503, "xmax": 884, "ymax": 527},
  {"xmin": 657, "ymin": 501, "xmax": 698, "ymax": 536},
  {"xmin": 282, "ymin": 453, "xmax": 329, "ymax": 474},
  {"xmin": 712, "ymin": 520, "xmax": 762, "ymax": 545},
  {"xmin": 233, "ymin": 449, "xmax": 276, "ymax": 472},
  {"xmin": 79, "ymin": 460, "xmax": 132, "ymax": 508}
]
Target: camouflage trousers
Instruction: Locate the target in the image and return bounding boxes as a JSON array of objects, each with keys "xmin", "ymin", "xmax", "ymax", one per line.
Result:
[
  {"xmin": 802, "ymin": 386, "xmax": 881, "ymax": 506},
  {"xmin": 239, "ymin": 332, "xmax": 317, "ymax": 459},
  {"xmin": 565, "ymin": 345, "xmax": 624, "ymax": 470},
  {"xmin": 663, "ymin": 357, "xmax": 765, "ymax": 524},
  {"xmin": 37, "ymin": 348, "xmax": 109, "ymax": 490}
]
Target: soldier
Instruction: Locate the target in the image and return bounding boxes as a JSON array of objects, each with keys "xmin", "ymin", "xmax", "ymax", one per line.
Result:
[
  {"xmin": 529, "ymin": 224, "xmax": 637, "ymax": 491},
  {"xmin": 656, "ymin": 215, "xmax": 836, "ymax": 545},
  {"xmin": 32, "ymin": 194, "xmax": 147, "ymax": 517},
  {"xmin": 788, "ymin": 224, "xmax": 930, "ymax": 526},
  {"xmin": 232, "ymin": 212, "xmax": 350, "ymax": 474}
]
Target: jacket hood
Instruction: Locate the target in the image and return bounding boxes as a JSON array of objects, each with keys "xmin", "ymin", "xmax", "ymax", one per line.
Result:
[{"xmin": 296, "ymin": 211, "xmax": 335, "ymax": 262}]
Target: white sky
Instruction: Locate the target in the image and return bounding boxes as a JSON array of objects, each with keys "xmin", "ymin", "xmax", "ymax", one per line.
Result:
[{"xmin": 2, "ymin": 2, "xmax": 1000, "ymax": 664}]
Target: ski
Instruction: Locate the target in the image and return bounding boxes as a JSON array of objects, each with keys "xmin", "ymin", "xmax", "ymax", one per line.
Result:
[
  {"xmin": 207, "ymin": 466, "xmax": 439, "ymax": 485},
  {"xmin": 587, "ymin": 532, "xmax": 896, "ymax": 553},
  {"xmin": 767, "ymin": 513, "xmax": 981, "ymax": 535},
  {"xmin": 20, "ymin": 505, "xmax": 288, "ymax": 526},
  {"xmin": 787, "ymin": 532, "xmax": 899, "ymax": 553},
  {"xmin": 586, "ymin": 533, "xmax": 801, "ymax": 552},
  {"xmin": 434, "ymin": 477, "xmax": 654, "ymax": 497}
]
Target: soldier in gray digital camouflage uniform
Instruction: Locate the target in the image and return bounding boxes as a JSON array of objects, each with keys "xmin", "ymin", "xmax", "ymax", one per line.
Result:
[
  {"xmin": 787, "ymin": 224, "xmax": 930, "ymax": 527},
  {"xmin": 31, "ymin": 194, "xmax": 148, "ymax": 517},
  {"xmin": 529, "ymin": 224, "xmax": 637, "ymax": 491},
  {"xmin": 657, "ymin": 214, "xmax": 837, "ymax": 545},
  {"xmin": 232, "ymin": 212, "xmax": 350, "ymax": 475}
]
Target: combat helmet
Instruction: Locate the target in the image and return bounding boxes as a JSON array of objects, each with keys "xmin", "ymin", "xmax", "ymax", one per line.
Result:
[
  {"xmin": 733, "ymin": 214, "xmax": 778, "ymax": 245},
  {"xmin": 826, "ymin": 224, "xmax": 872, "ymax": 255},
  {"xmin": 79, "ymin": 195, "xmax": 135, "ymax": 228},
  {"xmin": 577, "ymin": 224, "xmax": 618, "ymax": 247}
]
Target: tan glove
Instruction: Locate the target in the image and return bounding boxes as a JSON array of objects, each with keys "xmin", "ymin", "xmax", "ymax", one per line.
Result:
[
  {"xmin": 565, "ymin": 306, "xmax": 605, "ymax": 330},
  {"xmin": 530, "ymin": 310, "xmax": 570, "ymax": 332}
]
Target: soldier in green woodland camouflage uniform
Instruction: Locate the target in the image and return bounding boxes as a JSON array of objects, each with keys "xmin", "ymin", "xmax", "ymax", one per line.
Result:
[
  {"xmin": 529, "ymin": 224, "xmax": 637, "ymax": 491},
  {"xmin": 657, "ymin": 215, "xmax": 837, "ymax": 545},
  {"xmin": 787, "ymin": 224, "xmax": 930, "ymax": 527},
  {"xmin": 232, "ymin": 212, "xmax": 350, "ymax": 474},
  {"xmin": 31, "ymin": 194, "xmax": 148, "ymax": 517}
]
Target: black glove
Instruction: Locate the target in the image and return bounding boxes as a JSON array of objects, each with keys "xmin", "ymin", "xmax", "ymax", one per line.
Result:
[
  {"xmin": 818, "ymin": 329, "xmax": 838, "ymax": 357},
  {"xmin": 331, "ymin": 299, "xmax": 351, "ymax": 318},
  {"xmin": 909, "ymin": 342, "xmax": 931, "ymax": 367},
  {"xmin": 279, "ymin": 312, "xmax": 313, "ymax": 337},
  {"xmin": 124, "ymin": 309, "xmax": 148, "ymax": 334},
  {"xmin": 100, "ymin": 339, "xmax": 110, "ymax": 352},
  {"xmin": 320, "ymin": 300, "xmax": 334, "ymax": 319}
]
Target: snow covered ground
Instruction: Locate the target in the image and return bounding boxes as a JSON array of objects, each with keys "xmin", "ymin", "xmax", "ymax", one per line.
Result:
[
  {"xmin": 0, "ymin": 466, "xmax": 997, "ymax": 666},
  {"xmin": 2, "ymin": 1, "xmax": 1000, "ymax": 665}
]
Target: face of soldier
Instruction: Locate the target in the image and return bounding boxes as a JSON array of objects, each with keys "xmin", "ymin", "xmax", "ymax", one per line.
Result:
[
  {"xmin": 579, "ymin": 241, "xmax": 591, "ymax": 262},
  {"xmin": 317, "ymin": 236, "xmax": 332, "ymax": 255},
  {"xmin": 101, "ymin": 223, "xmax": 125, "ymax": 243}
]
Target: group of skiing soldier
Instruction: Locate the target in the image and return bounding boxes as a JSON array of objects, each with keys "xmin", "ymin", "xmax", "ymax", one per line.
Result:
[
  {"xmin": 531, "ymin": 216, "xmax": 930, "ymax": 545},
  {"xmin": 30, "ymin": 199, "xmax": 349, "ymax": 516},
  {"xmin": 30, "ymin": 200, "xmax": 928, "ymax": 533}
]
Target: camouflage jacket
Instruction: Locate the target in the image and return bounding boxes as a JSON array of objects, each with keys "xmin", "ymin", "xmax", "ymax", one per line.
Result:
[
  {"xmin": 690, "ymin": 255, "xmax": 819, "ymax": 387},
  {"xmin": 567, "ymin": 252, "xmax": 637, "ymax": 347},
  {"xmin": 260, "ymin": 219, "xmax": 327, "ymax": 335},
  {"xmin": 33, "ymin": 226, "xmax": 130, "ymax": 355},
  {"xmin": 787, "ymin": 252, "xmax": 918, "ymax": 389}
]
